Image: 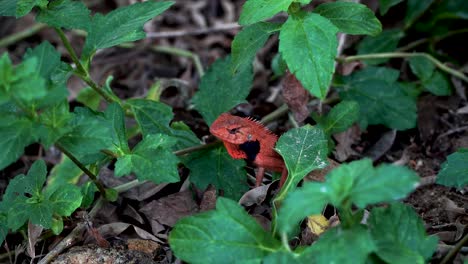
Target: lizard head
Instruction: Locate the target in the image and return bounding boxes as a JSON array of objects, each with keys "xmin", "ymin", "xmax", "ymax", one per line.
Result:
[{"xmin": 209, "ymin": 113, "xmax": 256, "ymax": 144}]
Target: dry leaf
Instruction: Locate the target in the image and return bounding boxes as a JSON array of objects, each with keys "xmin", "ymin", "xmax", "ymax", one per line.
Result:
[
  {"xmin": 307, "ymin": 215, "xmax": 329, "ymax": 236},
  {"xmin": 282, "ymin": 71, "xmax": 310, "ymax": 123}
]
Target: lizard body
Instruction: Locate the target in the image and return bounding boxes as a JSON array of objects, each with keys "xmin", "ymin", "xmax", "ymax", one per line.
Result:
[{"xmin": 209, "ymin": 113, "xmax": 288, "ymax": 187}]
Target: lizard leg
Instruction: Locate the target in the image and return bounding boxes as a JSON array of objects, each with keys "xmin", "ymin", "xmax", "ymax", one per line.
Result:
[
  {"xmin": 255, "ymin": 167, "xmax": 265, "ymax": 187},
  {"xmin": 279, "ymin": 168, "xmax": 288, "ymax": 188}
]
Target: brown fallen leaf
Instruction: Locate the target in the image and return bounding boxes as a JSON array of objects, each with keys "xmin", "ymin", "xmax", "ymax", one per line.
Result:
[
  {"xmin": 282, "ymin": 71, "xmax": 310, "ymax": 123},
  {"xmin": 139, "ymin": 190, "xmax": 199, "ymax": 227}
]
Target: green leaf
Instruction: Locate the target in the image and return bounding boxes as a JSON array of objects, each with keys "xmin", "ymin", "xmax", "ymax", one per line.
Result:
[
  {"xmin": 128, "ymin": 99, "xmax": 173, "ymax": 136},
  {"xmin": 319, "ymin": 100, "xmax": 359, "ymax": 134},
  {"xmin": 405, "ymin": 0, "xmax": 435, "ymax": 28},
  {"xmin": 279, "ymin": 13, "xmax": 338, "ymax": 99},
  {"xmin": 80, "ymin": 181, "xmax": 97, "ymax": 208},
  {"xmin": 114, "ymin": 134, "xmax": 180, "ymax": 183},
  {"xmin": 277, "ymin": 183, "xmax": 329, "ymax": 235},
  {"xmin": 378, "ymin": 0, "xmax": 404, "ymax": 15},
  {"xmin": 170, "ymin": 121, "xmax": 201, "ymax": 149},
  {"xmin": 76, "ymin": 87, "xmax": 101, "ymax": 110},
  {"xmin": 357, "ymin": 29, "xmax": 404, "ymax": 65},
  {"xmin": 57, "ymin": 107, "xmax": 113, "ymax": 164},
  {"xmin": 369, "ymin": 203, "xmax": 438, "ymax": 263},
  {"xmin": 408, "ymin": 56, "xmax": 435, "ymax": 81},
  {"xmin": 437, "ymin": 149, "xmax": 468, "ymax": 187},
  {"xmin": 340, "ymin": 67, "xmax": 417, "ymax": 130},
  {"xmin": 325, "ymin": 159, "xmax": 419, "ymax": 208},
  {"xmin": 275, "ymin": 125, "xmax": 328, "ymax": 185},
  {"xmin": 0, "ymin": 116, "xmax": 37, "ymax": 170},
  {"xmin": 4, "ymin": 160, "xmax": 53, "ymax": 230},
  {"xmin": 263, "ymin": 251, "xmax": 303, "ymax": 264},
  {"xmin": 193, "ymin": 56, "xmax": 253, "ymax": 125},
  {"xmin": 23, "ymin": 41, "xmax": 70, "ymax": 108},
  {"xmin": 231, "ymin": 22, "xmax": 281, "ymax": 73},
  {"xmin": 48, "ymin": 155, "xmax": 82, "ymax": 187},
  {"xmin": 271, "ymin": 53, "xmax": 287, "ymax": 78},
  {"xmin": 0, "ymin": 0, "xmax": 17, "ymax": 16},
  {"xmin": 169, "ymin": 197, "xmax": 281, "ymax": 264},
  {"xmin": 38, "ymin": 100, "xmax": 73, "ymax": 147},
  {"xmin": 184, "ymin": 147, "xmax": 248, "ymax": 200},
  {"xmin": 104, "ymin": 103, "xmax": 130, "ymax": 154},
  {"xmin": 82, "ymin": 1, "xmax": 174, "ymax": 61},
  {"xmin": 300, "ymin": 225, "xmax": 375, "ymax": 263},
  {"xmin": 422, "ymin": 71, "xmax": 452, "ymax": 96},
  {"xmin": 239, "ymin": 0, "xmax": 294, "ymax": 25},
  {"xmin": 36, "ymin": 0, "xmax": 91, "ymax": 30},
  {"xmin": 46, "ymin": 184, "xmax": 82, "ymax": 216},
  {"xmin": 16, "ymin": 0, "xmax": 47, "ymax": 17},
  {"xmin": 0, "ymin": 211, "xmax": 8, "ymax": 245},
  {"xmin": 314, "ymin": 1, "xmax": 382, "ymax": 36},
  {"xmin": 51, "ymin": 217, "xmax": 64, "ymax": 235}
]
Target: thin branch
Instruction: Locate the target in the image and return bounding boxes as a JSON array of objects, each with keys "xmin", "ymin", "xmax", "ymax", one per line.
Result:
[
  {"xmin": 338, "ymin": 52, "xmax": 468, "ymax": 83},
  {"xmin": 440, "ymin": 232, "xmax": 468, "ymax": 264},
  {"xmin": 146, "ymin": 22, "xmax": 241, "ymax": 38},
  {"xmin": 0, "ymin": 23, "xmax": 47, "ymax": 48},
  {"xmin": 55, "ymin": 143, "xmax": 107, "ymax": 197}
]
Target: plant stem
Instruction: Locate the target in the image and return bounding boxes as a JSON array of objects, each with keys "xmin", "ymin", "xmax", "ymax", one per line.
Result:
[
  {"xmin": 55, "ymin": 143, "xmax": 107, "ymax": 197},
  {"xmin": 0, "ymin": 23, "xmax": 47, "ymax": 48},
  {"xmin": 173, "ymin": 141, "xmax": 221, "ymax": 156},
  {"xmin": 339, "ymin": 52, "xmax": 468, "ymax": 83},
  {"xmin": 54, "ymin": 28, "xmax": 117, "ymax": 103},
  {"xmin": 440, "ymin": 232, "xmax": 468, "ymax": 264}
]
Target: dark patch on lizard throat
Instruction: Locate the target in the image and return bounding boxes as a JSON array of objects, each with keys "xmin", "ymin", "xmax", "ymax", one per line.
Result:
[{"xmin": 239, "ymin": 140, "xmax": 260, "ymax": 162}]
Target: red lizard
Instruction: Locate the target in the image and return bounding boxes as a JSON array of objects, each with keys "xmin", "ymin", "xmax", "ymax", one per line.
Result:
[{"xmin": 209, "ymin": 113, "xmax": 288, "ymax": 187}]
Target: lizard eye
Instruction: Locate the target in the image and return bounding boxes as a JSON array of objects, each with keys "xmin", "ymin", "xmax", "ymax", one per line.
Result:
[{"xmin": 228, "ymin": 128, "xmax": 239, "ymax": 134}]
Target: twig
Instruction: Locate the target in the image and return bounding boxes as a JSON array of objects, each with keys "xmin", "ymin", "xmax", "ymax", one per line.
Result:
[
  {"xmin": 435, "ymin": 125, "xmax": 468, "ymax": 143},
  {"xmin": 338, "ymin": 52, "xmax": 468, "ymax": 83},
  {"xmin": 440, "ymin": 232, "xmax": 468, "ymax": 264},
  {"xmin": 55, "ymin": 143, "xmax": 107, "ymax": 197},
  {"xmin": 146, "ymin": 22, "xmax": 241, "ymax": 38},
  {"xmin": 0, "ymin": 23, "xmax": 47, "ymax": 48}
]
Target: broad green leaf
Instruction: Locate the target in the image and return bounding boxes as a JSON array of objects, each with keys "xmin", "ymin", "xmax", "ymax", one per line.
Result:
[
  {"xmin": 357, "ymin": 29, "xmax": 404, "ymax": 65},
  {"xmin": 193, "ymin": 56, "xmax": 253, "ymax": 125},
  {"xmin": 340, "ymin": 67, "xmax": 417, "ymax": 130},
  {"xmin": 128, "ymin": 99, "xmax": 200, "ymax": 149},
  {"xmin": 128, "ymin": 99, "xmax": 173, "ymax": 136},
  {"xmin": 0, "ymin": 116, "xmax": 37, "ymax": 170},
  {"xmin": 0, "ymin": 0, "xmax": 16, "ymax": 16},
  {"xmin": 279, "ymin": 13, "xmax": 338, "ymax": 99},
  {"xmin": 184, "ymin": 147, "xmax": 248, "ymax": 200},
  {"xmin": 57, "ymin": 107, "xmax": 113, "ymax": 164},
  {"xmin": 422, "ymin": 71, "xmax": 452, "ymax": 96},
  {"xmin": 169, "ymin": 197, "xmax": 281, "ymax": 264},
  {"xmin": 300, "ymin": 225, "xmax": 375, "ymax": 263},
  {"xmin": 38, "ymin": 101, "xmax": 72, "ymax": 147},
  {"xmin": 314, "ymin": 1, "xmax": 382, "ymax": 36},
  {"xmin": 264, "ymin": 251, "xmax": 303, "ymax": 264},
  {"xmin": 104, "ymin": 103, "xmax": 130, "ymax": 154},
  {"xmin": 36, "ymin": 0, "xmax": 91, "ymax": 30},
  {"xmin": 16, "ymin": 0, "xmax": 47, "ymax": 17},
  {"xmin": 325, "ymin": 159, "xmax": 419, "ymax": 208},
  {"xmin": 408, "ymin": 56, "xmax": 435, "ymax": 81},
  {"xmin": 80, "ymin": 181, "xmax": 97, "ymax": 208},
  {"xmin": 369, "ymin": 203, "xmax": 438, "ymax": 263},
  {"xmin": 82, "ymin": 1, "xmax": 174, "ymax": 61},
  {"xmin": 277, "ymin": 183, "xmax": 329, "ymax": 235},
  {"xmin": 23, "ymin": 41, "xmax": 70, "ymax": 108},
  {"xmin": 46, "ymin": 185, "xmax": 82, "ymax": 216},
  {"xmin": 319, "ymin": 100, "xmax": 359, "ymax": 134},
  {"xmin": 76, "ymin": 87, "xmax": 101, "ymax": 110},
  {"xmin": 231, "ymin": 22, "xmax": 281, "ymax": 73},
  {"xmin": 347, "ymin": 66, "xmax": 400, "ymax": 83},
  {"xmin": 431, "ymin": 0, "xmax": 468, "ymax": 22},
  {"xmin": 378, "ymin": 0, "xmax": 404, "ymax": 15},
  {"xmin": 348, "ymin": 163, "xmax": 420, "ymax": 208},
  {"xmin": 437, "ymin": 149, "xmax": 468, "ymax": 187},
  {"xmin": 51, "ymin": 217, "xmax": 64, "ymax": 235},
  {"xmin": 239, "ymin": 0, "xmax": 294, "ymax": 25},
  {"xmin": 271, "ymin": 53, "xmax": 287, "ymax": 78},
  {"xmin": 0, "ymin": 211, "xmax": 7, "ymax": 245},
  {"xmin": 114, "ymin": 134, "xmax": 180, "ymax": 183},
  {"xmin": 405, "ymin": 0, "xmax": 435, "ymax": 28},
  {"xmin": 48, "ymin": 155, "xmax": 82, "ymax": 186},
  {"xmin": 24, "ymin": 159, "xmax": 47, "ymax": 195},
  {"xmin": 170, "ymin": 121, "xmax": 201, "ymax": 149},
  {"xmin": 0, "ymin": 55, "xmax": 47, "ymax": 104},
  {"xmin": 275, "ymin": 125, "xmax": 329, "ymax": 186}
]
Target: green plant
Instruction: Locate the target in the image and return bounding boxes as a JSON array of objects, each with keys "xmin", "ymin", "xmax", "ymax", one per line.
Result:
[{"xmin": 0, "ymin": 0, "xmax": 467, "ymax": 263}]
